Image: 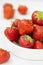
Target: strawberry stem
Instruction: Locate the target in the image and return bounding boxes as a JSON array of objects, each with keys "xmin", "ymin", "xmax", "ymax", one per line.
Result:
[
  {"xmin": 23, "ymin": 35, "xmax": 34, "ymax": 42},
  {"xmin": 36, "ymin": 11, "xmax": 43, "ymax": 20}
]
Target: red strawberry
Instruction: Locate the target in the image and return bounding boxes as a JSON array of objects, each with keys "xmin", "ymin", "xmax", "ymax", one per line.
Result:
[
  {"xmin": 3, "ymin": 3, "xmax": 14, "ymax": 19},
  {"xmin": 4, "ymin": 27, "xmax": 19, "ymax": 42},
  {"xmin": 18, "ymin": 5, "xmax": 28, "ymax": 15},
  {"xmin": 34, "ymin": 41, "xmax": 43, "ymax": 49},
  {"xmin": 12, "ymin": 19, "xmax": 21, "ymax": 27},
  {"xmin": 32, "ymin": 11, "xmax": 43, "ymax": 25},
  {"xmin": 0, "ymin": 48, "xmax": 10, "ymax": 64},
  {"xmin": 18, "ymin": 19, "xmax": 34, "ymax": 35},
  {"xmin": 33, "ymin": 25, "xmax": 43, "ymax": 41},
  {"xmin": 19, "ymin": 35, "xmax": 34, "ymax": 48}
]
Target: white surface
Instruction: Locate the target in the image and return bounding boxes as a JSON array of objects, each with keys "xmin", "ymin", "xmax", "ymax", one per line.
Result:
[{"xmin": 0, "ymin": 0, "xmax": 43, "ymax": 65}]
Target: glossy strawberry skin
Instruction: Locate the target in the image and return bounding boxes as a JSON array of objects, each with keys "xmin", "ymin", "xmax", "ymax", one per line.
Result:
[
  {"xmin": 4, "ymin": 27, "xmax": 19, "ymax": 42},
  {"xmin": 32, "ymin": 11, "xmax": 43, "ymax": 25},
  {"xmin": 18, "ymin": 19, "xmax": 34, "ymax": 35},
  {"xmin": 0, "ymin": 49, "xmax": 10, "ymax": 64},
  {"xmin": 33, "ymin": 25, "xmax": 43, "ymax": 41},
  {"xmin": 34, "ymin": 41, "xmax": 43, "ymax": 49},
  {"xmin": 19, "ymin": 35, "xmax": 34, "ymax": 48}
]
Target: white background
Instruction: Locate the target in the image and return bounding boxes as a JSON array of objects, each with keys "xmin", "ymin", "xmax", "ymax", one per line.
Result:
[{"xmin": 0, "ymin": 0, "xmax": 43, "ymax": 65}]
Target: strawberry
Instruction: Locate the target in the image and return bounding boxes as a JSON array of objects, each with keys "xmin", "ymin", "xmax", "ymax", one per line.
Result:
[
  {"xmin": 19, "ymin": 35, "xmax": 34, "ymax": 48},
  {"xmin": 32, "ymin": 11, "xmax": 43, "ymax": 25},
  {"xmin": 3, "ymin": 3, "xmax": 14, "ymax": 19},
  {"xmin": 0, "ymin": 48, "xmax": 10, "ymax": 64},
  {"xmin": 12, "ymin": 19, "xmax": 21, "ymax": 27},
  {"xmin": 4, "ymin": 27, "xmax": 19, "ymax": 42},
  {"xmin": 34, "ymin": 41, "xmax": 43, "ymax": 49},
  {"xmin": 33, "ymin": 25, "xmax": 43, "ymax": 41},
  {"xmin": 18, "ymin": 19, "xmax": 34, "ymax": 35},
  {"xmin": 18, "ymin": 5, "xmax": 28, "ymax": 15}
]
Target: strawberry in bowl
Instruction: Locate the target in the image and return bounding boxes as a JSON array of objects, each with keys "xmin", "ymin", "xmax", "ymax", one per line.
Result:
[
  {"xmin": 33, "ymin": 25, "xmax": 43, "ymax": 41},
  {"xmin": 19, "ymin": 35, "xmax": 34, "ymax": 48},
  {"xmin": 32, "ymin": 11, "xmax": 43, "ymax": 26},
  {"xmin": 4, "ymin": 27, "xmax": 19, "ymax": 42},
  {"xmin": 12, "ymin": 19, "xmax": 21, "ymax": 27},
  {"xmin": 18, "ymin": 19, "xmax": 34, "ymax": 35},
  {"xmin": 34, "ymin": 41, "xmax": 43, "ymax": 49}
]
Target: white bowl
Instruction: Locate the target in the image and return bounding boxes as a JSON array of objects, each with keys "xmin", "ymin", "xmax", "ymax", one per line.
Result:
[{"xmin": 8, "ymin": 40, "xmax": 43, "ymax": 60}]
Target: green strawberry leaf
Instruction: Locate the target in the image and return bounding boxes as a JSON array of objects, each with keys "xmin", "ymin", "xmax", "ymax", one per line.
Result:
[
  {"xmin": 36, "ymin": 11, "xmax": 43, "ymax": 20},
  {"xmin": 23, "ymin": 35, "xmax": 34, "ymax": 43}
]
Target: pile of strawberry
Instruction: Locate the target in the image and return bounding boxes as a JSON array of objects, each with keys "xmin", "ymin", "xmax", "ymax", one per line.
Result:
[
  {"xmin": 4, "ymin": 16, "xmax": 43, "ymax": 49},
  {"xmin": 4, "ymin": 3, "xmax": 43, "ymax": 49}
]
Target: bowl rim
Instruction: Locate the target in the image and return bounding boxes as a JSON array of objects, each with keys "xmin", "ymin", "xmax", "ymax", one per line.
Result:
[
  {"xmin": 11, "ymin": 41, "xmax": 43, "ymax": 51},
  {"xmin": 5, "ymin": 35, "xmax": 43, "ymax": 51}
]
